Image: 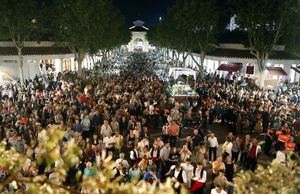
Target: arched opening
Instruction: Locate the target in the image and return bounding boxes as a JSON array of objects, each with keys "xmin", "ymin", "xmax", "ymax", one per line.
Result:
[{"xmin": 133, "ymin": 38, "xmax": 144, "ymax": 52}]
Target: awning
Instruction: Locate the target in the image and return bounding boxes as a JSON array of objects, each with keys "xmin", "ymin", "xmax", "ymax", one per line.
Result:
[
  {"xmin": 266, "ymin": 67, "xmax": 287, "ymax": 76},
  {"xmin": 217, "ymin": 64, "xmax": 242, "ymax": 72},
  {"xmin": 291, "ymin": 66, "xmax": 300, "ymax": 74}
]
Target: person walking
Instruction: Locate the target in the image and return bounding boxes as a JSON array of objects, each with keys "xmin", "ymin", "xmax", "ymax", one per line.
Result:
[{"xmin": 169, "ymin": 121, "xmax": 179, "ymax": 147}]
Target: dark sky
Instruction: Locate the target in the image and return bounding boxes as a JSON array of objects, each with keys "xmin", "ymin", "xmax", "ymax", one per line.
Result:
[{"xmin": 113, "ymin": 0, "xmax": 176, "ymax": 28}]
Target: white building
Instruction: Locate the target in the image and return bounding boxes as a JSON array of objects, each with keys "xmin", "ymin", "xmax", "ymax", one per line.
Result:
[
  {"xmin": 0, "ymin": 41, "xmax": 96, "ymax": 81},
  {"xmin": 127, "ymin": 20, "xmax": 150, "ymax": 52},
  {"xmin": 168, "ymin": 43, "xmax": 300, "ymax": 87}
]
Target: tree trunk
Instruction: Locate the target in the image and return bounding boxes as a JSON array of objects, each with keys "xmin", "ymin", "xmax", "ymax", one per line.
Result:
[
  {"xmin": 172, "ymin": 50, "xmax": 175, "ymax": 62},
  {"xmin": 199, "ymin": 51, "xmax": 206, "ymax": 79},
  {"xmin": 189, "ymin": 52, "xmax": 199, "ymax": 65},
  {"xmin": 256, "ymin": 57, "xmax": 266, "ymax": 88},
  {"xmin": 175, "ymin": 51, "xmax": 179, "ymax": 62},
  {"xmin": 166, "ymin": 48, "xmax": 169, "ymax": 61},
  {"xmin": 107, "ymin": 49, "xmax": 111, "ymax": 59},
  {"xmin": 17, "ymin": 47, "xmax": 24, "ymax": 85},
  {"xmin": 102, "ymin": 50, "xmax": 108, "ymax": 63},
  {"xmin": 182, "ymin": 52, "xmax": 189, "ymax": 66},
  {"xmin": 77, "ymin": 50, "xmax": 85, "ymax": 77}
]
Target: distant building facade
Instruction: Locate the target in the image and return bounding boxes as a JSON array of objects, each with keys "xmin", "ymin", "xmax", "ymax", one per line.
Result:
[
  {"xmin": 0, "ymin": 41, "xmax": 98, "ymax": 81},
  {"xmin": 127, "ymin": 20, "xmax": 150, "ymax": 52},
  {"xmin": 168, "ymin": 43, "xmax": 300, "ymax": 87}
]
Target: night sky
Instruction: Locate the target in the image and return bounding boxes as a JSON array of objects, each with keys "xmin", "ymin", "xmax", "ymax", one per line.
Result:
[{"xmin": 113, "ymin": 0, "xmax": 176, "ymax": 28}]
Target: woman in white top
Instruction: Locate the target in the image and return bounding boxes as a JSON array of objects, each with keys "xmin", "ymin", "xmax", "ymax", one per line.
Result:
[
  {"xmin": 221, "ymin": 137, "xmax": 233, "ymax": 158},
  {"xmin": 180, "ymin": 145, "xmax": 192, "ymax": 162},
  {"xmin": 191, "ymin": 163, "xmax": 207, "ymax": 194},
  {"xmin": 181, "ymin": 159, "xmax": 194, "ymax": 189}
]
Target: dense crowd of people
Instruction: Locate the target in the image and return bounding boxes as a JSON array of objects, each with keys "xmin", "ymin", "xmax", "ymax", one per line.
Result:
[{"xmin": 0, "ymin": 53, "xmax": 299, "ymax": 193}]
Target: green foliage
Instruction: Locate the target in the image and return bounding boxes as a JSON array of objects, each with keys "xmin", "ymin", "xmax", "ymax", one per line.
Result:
[
  {"xmin": 234, "ymin": 153, "xmax": 300, "ymax": 194},
  {"xmin": 0, "ymin": 0, "xmax": 41, "ymax": 84},
  {"xmin": 0, "ymin": 0, "xmax": 39, "ymax": 42},
  {"xmin": 174, "ymin": 0, "xmax": 219, "ymax": 53},
  {"xmin": 231, "ymin": 0, "xmax": 299, "ymax": 70},
  {"xmin": 51, "ymin": 0, "xmax": 130, "ymax": 54},
  {"xmin": 283, "ymin": 2, "xmax": 300, "ymax": 57},
  {"xmin": 48, "ymin": 0, "xmax": 130, "ymax": 76},
  {"xmin": 148, "ymin": 0, "xmax": 219, "ymax": 75},
  {"xmin": 149, "ymin": 0, "xmax": 219, "ymax": 52}
]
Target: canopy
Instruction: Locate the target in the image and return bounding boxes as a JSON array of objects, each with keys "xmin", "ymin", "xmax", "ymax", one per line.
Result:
[
  {"xmin": 266, "ymin": 67, "xmax": 287, "ymax": 76},
  {"xmin": 291, "ymin": 66, "xmax": 300, "ymax": 74},
  {"xmin": 169, "ymin": 67, "xmax": 197, "ymax": 80},
  {"xmin": 217, "ymin": 64, "xmax": 242, "ymax": 72}
]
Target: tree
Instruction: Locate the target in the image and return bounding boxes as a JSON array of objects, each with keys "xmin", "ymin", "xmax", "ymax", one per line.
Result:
[
  {"xmin": 147, "ymin": 2, "xmax": 189, "ymax": 66},
  {"xmin": 0, "ymin": 0, "xmax": 39, "ymax": 85},
  {"xmin": 51, "ymin": 0, "xmax": 129, "ymax": 76},
  {"xmin": 231, "ymin": 0, "xmax": 299, "ymax": 87},
  {"xmin": 174, "ymin": 0, "xmax": 219, "ymax": 78},
  {"xmin": 148, "ymin": 0, "xmax": 219, "ymax": 77},
  {"xmin": 284, "ymin": 3, "xmax": 300, "ymax": 58},
  {"xmin": 92, "ymin": 1, "xmax": 131, "ymax": 64}
]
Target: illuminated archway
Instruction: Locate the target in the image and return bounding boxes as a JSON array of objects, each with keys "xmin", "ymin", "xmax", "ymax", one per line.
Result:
[{"xmin": 133, "ymin": 38, "xmax": 144, "ymax": 51}]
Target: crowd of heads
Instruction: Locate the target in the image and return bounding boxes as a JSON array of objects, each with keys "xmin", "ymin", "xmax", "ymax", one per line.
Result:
[{"xmin": 0, "ymin": 53, "xmax": 299, "ymax": 193}]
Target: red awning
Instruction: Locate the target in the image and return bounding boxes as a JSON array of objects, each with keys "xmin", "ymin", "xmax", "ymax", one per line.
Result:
[
  {"xmin": 266, "ymin": 67, "xmax": 287, "ymax": 76},
  {"xmin": 217, "ymin": 64, "xmax": 242, "ymax": 72}
]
